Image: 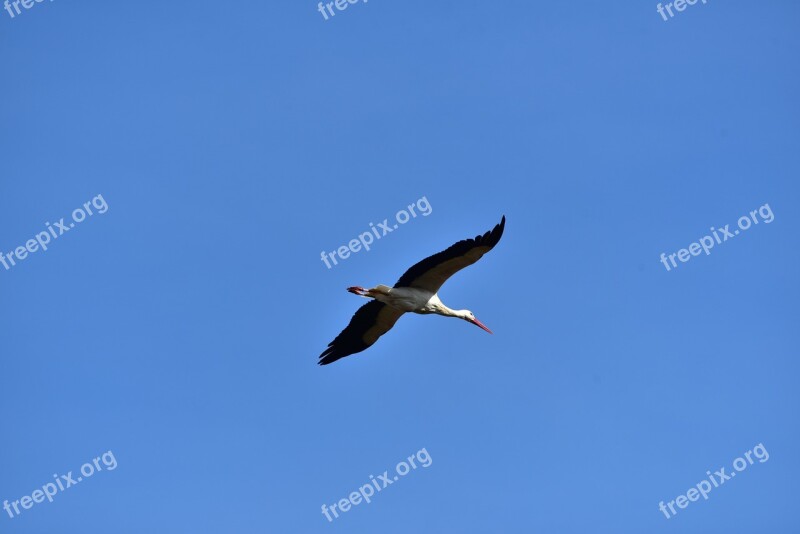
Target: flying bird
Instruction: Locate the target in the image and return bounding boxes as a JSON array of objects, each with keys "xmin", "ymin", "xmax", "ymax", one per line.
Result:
[{"xmin": 319, "ymin": 215, "xmax": 506, "ymax": 365}]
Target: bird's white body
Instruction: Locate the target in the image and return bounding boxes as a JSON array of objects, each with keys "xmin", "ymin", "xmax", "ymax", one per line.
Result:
[
  {"xmin": 364, "ymin": 285, "xmax": 460, "ymax": 316},
  {"xmin": 350, "ymin": 285, "xmax": 478, "ymax": 324}
]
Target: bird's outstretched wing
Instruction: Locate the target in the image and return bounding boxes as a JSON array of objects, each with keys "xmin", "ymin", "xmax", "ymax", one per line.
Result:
[
  {"xmin": 318, "ymin": 301, "xmax": 405, "ymax": 365},
  {"xmin": 393, "ymin": 215, "xmax": 505, "ymax": 293}
]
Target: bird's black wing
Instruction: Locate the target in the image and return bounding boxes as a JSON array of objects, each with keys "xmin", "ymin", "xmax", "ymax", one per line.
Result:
[
  {"xmin": 393, "ymin": 215, "xmax": 505, "ymax": 293},
  {"xmin": 319, "ymin": 300, "xmax": 405, "ymax": 365}
]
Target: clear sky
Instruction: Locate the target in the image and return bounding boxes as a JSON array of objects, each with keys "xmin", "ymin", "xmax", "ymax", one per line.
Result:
[{"xmin": 1, "ymin": 1, "xmax": 798, "ymax": 532}]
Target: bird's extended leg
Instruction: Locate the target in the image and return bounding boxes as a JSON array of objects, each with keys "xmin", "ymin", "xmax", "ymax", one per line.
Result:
[
  {"xmin": 347, "ymin": 285, "xmax": 392, "ymax": 298},
  {"xmin": 347, "ymin": 286, "xmax": 370, "ymax": 297}
]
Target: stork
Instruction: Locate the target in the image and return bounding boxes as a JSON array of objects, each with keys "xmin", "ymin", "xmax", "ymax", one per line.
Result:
[{"xmin": 319, "ymin": 215, "xmax": 505, "ymax": 365}]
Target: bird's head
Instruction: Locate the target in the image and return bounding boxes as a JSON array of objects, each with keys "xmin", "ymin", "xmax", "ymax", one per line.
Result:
[{"xmin": 461, "ymin": 310, "xmax": 493, "ymax": 334}]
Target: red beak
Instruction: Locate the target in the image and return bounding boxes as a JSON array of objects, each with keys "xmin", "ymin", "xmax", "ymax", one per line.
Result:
[{"xmin": 470, "ymin": 317, "xmax": 493, "ymax": 334}]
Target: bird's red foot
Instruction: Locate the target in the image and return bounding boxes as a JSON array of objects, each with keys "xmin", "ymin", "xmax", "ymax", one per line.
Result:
[{"xmin": 347, "ymin": 286, "xmax": 368, "ymax": 296}]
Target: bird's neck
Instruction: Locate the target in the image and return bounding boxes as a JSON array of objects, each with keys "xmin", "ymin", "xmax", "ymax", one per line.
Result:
[{"xmin": 437, "ymin": 304, "xmax": 467, "ymax": 318}]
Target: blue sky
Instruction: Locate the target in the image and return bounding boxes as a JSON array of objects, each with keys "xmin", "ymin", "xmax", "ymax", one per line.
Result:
[{"xmin": 1, "ymin": 1, "xmax": 798, "ymax": 532}]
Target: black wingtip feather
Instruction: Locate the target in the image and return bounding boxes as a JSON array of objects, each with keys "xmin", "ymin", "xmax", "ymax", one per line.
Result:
[
  {"xmin": 318, "ymin": 301, "xmax": 387, "ymax": 366},
  {"xmin": 393, "ymin": 215, "xmax": 506, "ymax": 289}
]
